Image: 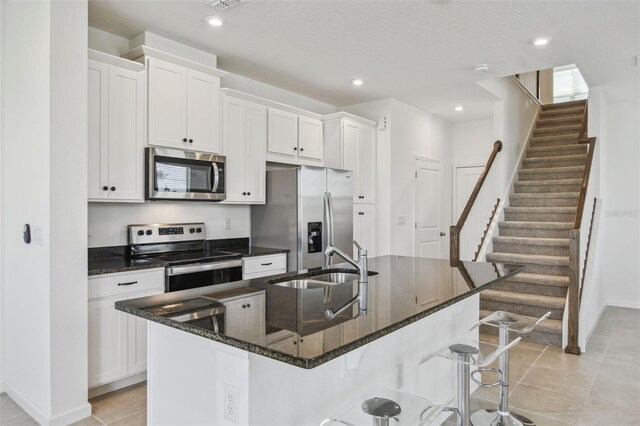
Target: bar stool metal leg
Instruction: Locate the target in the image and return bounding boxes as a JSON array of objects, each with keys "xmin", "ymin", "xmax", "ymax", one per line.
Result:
[{"xmin": 450, "ymin": 344, "xmax": 479, "ymax": 426}]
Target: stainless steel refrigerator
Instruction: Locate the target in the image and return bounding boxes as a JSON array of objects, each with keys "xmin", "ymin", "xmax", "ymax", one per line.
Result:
[{"xmin": 251, "ymin": 166, "xmax": 353, "ymax": 272}]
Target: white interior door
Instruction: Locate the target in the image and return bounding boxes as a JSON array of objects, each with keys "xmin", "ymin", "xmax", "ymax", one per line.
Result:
[
  {"xmin": 454, "ymin": 165, "xmax": 485, "ymax": 261},
  {"xmin": 414, "ymin": 158, "xmax": 444, "ymax": 258}
]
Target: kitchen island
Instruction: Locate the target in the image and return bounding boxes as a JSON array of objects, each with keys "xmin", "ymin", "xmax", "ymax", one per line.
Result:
[{"xmin": 116, "ymin": 256, "xmax": 522, "ymax": 425}]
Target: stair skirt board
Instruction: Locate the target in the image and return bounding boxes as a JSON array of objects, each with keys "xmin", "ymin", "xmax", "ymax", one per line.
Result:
[{"xmin": 481, "ymin": 100, "xmax": 589, "ymax": 348}]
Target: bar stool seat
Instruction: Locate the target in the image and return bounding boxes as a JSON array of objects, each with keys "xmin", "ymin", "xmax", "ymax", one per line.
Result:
[
  {"xmin": 419, "ymin": 338, "xmax": 521, "ymax": 426},
  {"xmin": 320, "ymin": 386, "xmax": 444, "ymax": 426},
  {"xmin": 470, "ymin": 311, "xmax": 551, "ymax": 426}
]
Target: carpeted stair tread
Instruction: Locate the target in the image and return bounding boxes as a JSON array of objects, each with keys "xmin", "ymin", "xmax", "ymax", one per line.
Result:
[
  {"xmin": 536, "ymin": 116, "xmax": 583, "ymax": 127},
  {"xmin": 504, "ymin": 206, "xmax": 577, "ymax": 214},
  {"xmin": 510, "ymin": 192, "xmax": 580, "ymax": 199},
  {"xmin": 480, "ymin": 309, "xmax": 562, "ymax": 334},
  {"xmin": 481, "ymin": 289, "xmax": 566, "ymax": 310},
  {"xmin": 520, "ymin": 165, "xmax": 585, "ymax": 175},
  {"xmin": 527, "ymin": 144, "xmax": 587, "ymax": 157},
  {"xmin": 499, "ymin": 221, "xmax": 574, "ymax": 229},
  {"xmin": 533, "ymin": 124, "xmax": 582, "ymax": 136},
  {"xmin": 513, "ymin": 179, "xmax": 582, "ymax": 193},
  {"xmin": 541, "ymin": 100, "xmax": 587, "ymax": 110},
  {"xmin": 539, "ymin": 108, "xmax": 585, "ymax": 119},
  {"xmin": 523, "ymin": 154, "xmax": 588, "ymax": 165},
  {"xmin": 493, "ymin": 236, "xmax": 570, "ymax": 247},
  {"xmin": 486, "ymin": 252, "xmax": 569, "ymax": 266},
  {"xmin": 505, "ymin": 272, "xmax": 569, "ymax": 287}
]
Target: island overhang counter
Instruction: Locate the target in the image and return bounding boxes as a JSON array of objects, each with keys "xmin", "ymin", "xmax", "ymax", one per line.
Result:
[{"xmin": 116, "ymin": 255, "xmax": 523, "ymax": 425}]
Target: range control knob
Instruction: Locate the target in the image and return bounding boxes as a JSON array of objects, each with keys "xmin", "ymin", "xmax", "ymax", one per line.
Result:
[
  {"xmin": 196, "ymin": 228, "xmax": 202, "ymax": 233},
  {"xmin": 137, "ymin": 230, "xmax": 144, "ymax": 236},
  {"xmin": 145, "ymin": 230, "xmax": 152, "ymax": 236},
  {"xmin": 190, "ymin": 228, "xmax": 196, "ymax": 234}
]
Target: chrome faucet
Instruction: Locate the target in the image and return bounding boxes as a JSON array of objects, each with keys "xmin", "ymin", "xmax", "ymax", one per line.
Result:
[{"xmin": 324, "ymin": 241, "xmax": 368, "ymax": 320}]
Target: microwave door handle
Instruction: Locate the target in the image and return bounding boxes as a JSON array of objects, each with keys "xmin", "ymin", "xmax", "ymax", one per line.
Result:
[{"xmin": 211, "ymin": 163, "xmax": 220, "ymax": 193}]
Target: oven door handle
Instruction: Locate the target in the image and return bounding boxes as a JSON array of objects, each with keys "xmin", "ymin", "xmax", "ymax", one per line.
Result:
[
  {"xmin": 166, "ymin": 259, "xmax": 242, "ymax": 276},
  {"xmin": 211, "ymin": 162, "xmax": 220, "ymax": 193}
]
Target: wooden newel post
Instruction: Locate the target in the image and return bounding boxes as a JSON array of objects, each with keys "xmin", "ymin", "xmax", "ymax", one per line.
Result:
[
  {"xmin": 450, "ymin": 225, "xmax": 460, "ymax": 267},
  {"xmin": 566, "ymin": 229, "xmax": 581, "ymax": 355}
]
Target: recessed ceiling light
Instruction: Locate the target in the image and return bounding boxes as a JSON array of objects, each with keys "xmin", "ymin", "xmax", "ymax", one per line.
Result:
[
  {"xmin": 352, "ymin": 78, "xmax": 364, "ymax": 86},
  {"xmin": 532, "ymin": 37, "xmax": 551, "ymax": 47},
  {"xmin": 455, "ymin": 106, "xmax": 464, "ymax": 112},
  {"xmin": 205, "ymin": 15, "xmax": 225, "ymax": 27},
  {"xmin": 474, "ymin": 64, "xmax": 489, "ymax": 73}
]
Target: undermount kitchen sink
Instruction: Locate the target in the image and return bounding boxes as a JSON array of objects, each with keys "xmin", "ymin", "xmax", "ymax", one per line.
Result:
[
  {"xmin": 308, "ymin": 272, "xmax": 359, "ymax": 284},
  {"xmin": 273, "ymin": 279, "xmax": 344, "ymax": 289}
]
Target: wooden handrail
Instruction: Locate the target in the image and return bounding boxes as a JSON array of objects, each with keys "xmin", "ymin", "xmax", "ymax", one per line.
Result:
[{"xmin": 450, "ymin": 140, "xmax": 503, "ymax": 266}]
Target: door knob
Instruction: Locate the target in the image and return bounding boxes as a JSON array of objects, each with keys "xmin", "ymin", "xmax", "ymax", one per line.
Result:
[{"xmin": 440, "ymin": 232, "xmax": 446, "ymax": 237}]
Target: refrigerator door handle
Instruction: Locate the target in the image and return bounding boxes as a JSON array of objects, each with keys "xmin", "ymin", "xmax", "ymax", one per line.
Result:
[{"xmin": 324, "ymin": 192, "xmax": 335, "ymax": 265}]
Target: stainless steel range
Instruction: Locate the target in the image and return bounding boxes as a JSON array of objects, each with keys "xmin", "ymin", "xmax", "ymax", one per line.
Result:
[{"xmin": 128, "ymin": 222, "xmax": 243, "ymax": 292}]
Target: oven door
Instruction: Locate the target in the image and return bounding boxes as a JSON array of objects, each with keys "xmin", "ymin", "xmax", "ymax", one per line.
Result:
[
  {"xmin": 146, "ymin": 147, "xmax": 226, "ymax": 201},
  {"xmin": 165, "ymin": 259, "xmax": 243, "ymax": 292}
]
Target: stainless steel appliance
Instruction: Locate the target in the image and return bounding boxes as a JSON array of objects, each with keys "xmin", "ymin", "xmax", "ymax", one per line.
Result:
[
  {"xmin": 251, "ymin": 166, "xmax": 353, "ymax": 272},
  {"xmin": 128, "ymin": 223, "xmax": 242, "ymax": 292},
  {"xmin": 146, "ymin": 147, "xmax": 226, "ymax": 201}
]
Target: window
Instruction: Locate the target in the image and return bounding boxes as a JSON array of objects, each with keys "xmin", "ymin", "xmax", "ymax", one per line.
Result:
[{"xmin": 553, "ymin": 65, "xmax": 588, "ymax": 103}]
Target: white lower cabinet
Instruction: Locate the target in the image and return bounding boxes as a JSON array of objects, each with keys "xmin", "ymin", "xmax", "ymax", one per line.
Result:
[
  {"xmin": 353, "ymin": 204, "xmax": 376, "ymax": 258},
  {"xmin": 266, "ymin": 331, "xmax": 323, "ymax": 358},
  {"xmin": 219, "ymin": 292, "xmax": 266, "ymax": 346},
  {"xmin": 88, "ymin": 269, "xmax": 164, "ymax": 389},
  {"xmin": 242, "ymin": 253, "xmax": 287, "ymax": 279}
]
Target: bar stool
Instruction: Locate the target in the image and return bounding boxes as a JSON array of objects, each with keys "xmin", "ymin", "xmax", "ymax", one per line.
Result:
[
  {"xmin": 420, "ymin": 337, "xmax": 521, "ymax": 426},
  {"xmin": 470, "ymin": 311, "xmax": 551, "ymax": 426},
  {"xmin": 320, "ymin": 386, "xmax": 444, "ymax": 426}
]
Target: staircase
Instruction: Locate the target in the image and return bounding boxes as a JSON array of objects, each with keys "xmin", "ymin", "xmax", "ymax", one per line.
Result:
[{"xmin": 484, "ymin": 99, "xmax": 588, "ymax": 346}]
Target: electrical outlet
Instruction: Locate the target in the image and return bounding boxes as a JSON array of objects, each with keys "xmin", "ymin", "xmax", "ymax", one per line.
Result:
[
  {"xmin": 396, "ymin": 362, "xmax": 404, "ymax": 388},
  {"xmin": 224, "ymin": 218, "xmax": 231, "ymax": 230},
  {"xmin": 223, "ymin": 383, "xmax": 239, "ymax": 423}
]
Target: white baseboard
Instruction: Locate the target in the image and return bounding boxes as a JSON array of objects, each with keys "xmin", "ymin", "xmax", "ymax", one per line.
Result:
[
  {"xmin": 607, "ymin": 300, "xmax": 640, "ymax": 310},
  {"xmin": 5, "ymin": 381, "xmax": 91, "ymax": 426},
  {"xmin": 88, "ymin": 372, "xmax": 147, "ymax": 399}
]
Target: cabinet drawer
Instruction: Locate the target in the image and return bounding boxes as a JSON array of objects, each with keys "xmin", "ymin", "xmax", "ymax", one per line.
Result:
[
  {"xmin": 242, "ymin": 254, "xmax": 286, "ymax": 278},
  {"xmin": 89, "ymin": 268, "xmax": 165, "ymax": 300}
]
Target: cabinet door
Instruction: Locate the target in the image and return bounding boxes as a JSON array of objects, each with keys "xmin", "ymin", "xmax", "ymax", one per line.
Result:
[
  {"xmin": 148, "ymin": 58, "xmax": 187, "ymax": 150},
  {"xmin": 127, "ymin": 290, "xmax": 163, "ymax": 375},
  {"xmin": 88, "ymin": 297, "xmax": 129, "ymax": 387},
  {"xmin": 354, "ymin": 204, "xmax": 376, "ymax": 258},
  {"xmin": 267, "ymin": 334, "xmax": 298, "ymax": 356},
  {"xmin": 298, "ymin": 117, "xmax": 323, "ymax": 160},
  {"xmin": 298, "ymin": 331, "xmax": 323, "ymax": 358},
  {"xmin": 222, "ymin": 96, "xmax": 247, "ymax": 202},
  {"xmin": 342, "ymin": 121, "xmax": 360, "ymax": 202},
  {"xmin": 88, "ymin": 60, "xmax": 109, "ymax": 200},
  {"xmin": 186, "ymin": 69, "xmax": 221, "ymax": 153},
  {"xmin": 107, "ymin": 66, "xmax": 144, "ymax": 201},
  {"xmin": 267, "ymin": 108, "xmax": 298, "ymax": 156},
  {"xmin": 223, "ymin": 298, "xmax": 247, "ymax": 340},
  {"xmin": 245, "ymin": 102, "xmax": 267, "ymax": 203},
  {"xmin": 357, "ymin": 126, "xmax": 376, "ymax": 203},
  {"xmin": 244, "ymin": 294, "xmax": 266, "ymax": 346}
]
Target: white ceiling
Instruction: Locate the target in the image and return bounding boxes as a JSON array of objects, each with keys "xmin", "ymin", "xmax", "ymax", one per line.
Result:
[{"xmin": 89, "ymin": 0, "xmax": 639, "ymax": 123}]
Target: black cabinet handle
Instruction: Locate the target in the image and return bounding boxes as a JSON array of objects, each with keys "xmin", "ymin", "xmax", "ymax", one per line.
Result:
[
  {"xmin": 261, "ymin": 262, "xmax": 273, "ymax": 266},
  {"xmin": 118, "ymin": 281, "xmax": 137, "ymax": 286},
  {"xmin": 102, "ymin": 186, "xmax": 108, "ymax": 191},
  {"xmin": 242, "ymin": 192, "xmax": 247, "ymax": 196},
  {"xmin": 111, "ymin": 186, "xmax": 116, "ymax": 191},
  {"xmin": 247, "ymin": 303, "xmax": 251, "ymax": 308},
  {"xmin": 182, "ymin": 138, "xmax": 188, "ymax": 143},
  {"xmin": 242, "ymin": 304, "xmax": 246, "ymax": 309},
  {"xmin": 247, "ymin": 192, "xmax": 251, "ymax": 196},
  {"xmin": 189, "ymin": 139, "xmax": 193, "ymax": 143},
  {"xmin": 300, "ymin": 148, "xmax": 304, "ymax": 152},
  {"xmin": 293, "ymin": 147, "xmax": 297, "ymax": 151},
  {"xmin": 293, "ymin": 341, "xmax": 297, "ymax": 345}
]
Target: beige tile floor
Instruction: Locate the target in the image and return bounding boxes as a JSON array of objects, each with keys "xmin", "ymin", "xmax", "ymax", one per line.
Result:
[{"xmin": 1, "ymin": 306, "xmax": 638, "ymax": 425}]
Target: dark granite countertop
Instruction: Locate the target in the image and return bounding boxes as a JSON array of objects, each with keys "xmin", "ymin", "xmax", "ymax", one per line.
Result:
[
  {"xmin": 115, "ymin": 256, "xmax": 524, "ymax": 369},
  {"xmin": 88, "ymin": 240, "xmax": 289, "ymax": 276}
]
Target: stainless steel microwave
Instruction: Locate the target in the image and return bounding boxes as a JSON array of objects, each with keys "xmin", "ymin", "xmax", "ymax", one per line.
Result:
[{"xmin": 146, "ymin": 147, "xmax": 226, "ymax": 201}]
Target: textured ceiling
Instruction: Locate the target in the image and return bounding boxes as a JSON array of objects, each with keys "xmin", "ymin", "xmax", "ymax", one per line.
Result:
[{"xmin": 89, "ymin": 0, "xmax": 640, "ymax": 122}]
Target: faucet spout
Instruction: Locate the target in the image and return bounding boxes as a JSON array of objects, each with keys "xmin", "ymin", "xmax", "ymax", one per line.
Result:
[{"xmin": 323, "ymin": 241, "xmax": 369, "ymax": 319}]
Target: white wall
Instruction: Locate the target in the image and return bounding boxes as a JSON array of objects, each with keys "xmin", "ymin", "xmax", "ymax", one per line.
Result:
[
  {"xmin": 88, "ymin": 27, "xmax": 129, "ymax": 56},
  {"xmin": 389, "ymin": 100, "xmax": 453, "ymax": 257},
  {"xmin": 88, "ymin": 203, "xmax": 251, "ymax": 247},
  {"xmin": 479, "ymin": 77, "xmax": 539, "ymax": 196},
  {"xmin": 1, "ymin": 1, "xmax": 90, "ymax": 423},
  {"xmin": 452, "ymin": 118, "xmax": 494, "ymax": 166}
]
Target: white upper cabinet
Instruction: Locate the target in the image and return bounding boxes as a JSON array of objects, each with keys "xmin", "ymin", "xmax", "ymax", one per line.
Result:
[
  {"xmin": 88, "ymin": 56, "xmax": 144, "ymax": 202},
  {"xmin": 298, "ymin": 116, "xmax": 324, "ymax": 160},
  {"xmin": 222, "ymin": 93, "xmax": 267, "ymax": 204},
  {"xmin": 323, "ymin": 114, "xmax": 377, "ymax": 204},
  {"xmin": 267, "ymin": 108, "xmax": 298, "ymax": 156},
  {"xmin": 148, "ymin": 57, "xmax": 220, "ymax": 153},
  {"xmin": 267, "ymin": 107, "xmax": 323, "ymax": 166}
]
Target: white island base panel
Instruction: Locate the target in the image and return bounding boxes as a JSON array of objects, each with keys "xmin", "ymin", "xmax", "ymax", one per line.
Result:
[{"xmin": 147, "ymin": 294, "xmax": 480, "ymax": 426}]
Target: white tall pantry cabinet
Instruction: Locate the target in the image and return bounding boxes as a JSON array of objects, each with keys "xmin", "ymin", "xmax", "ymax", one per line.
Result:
[
  {"xmin": 323, "ymin": 113, "xmax": 377, "ymax": 256},
  {"xmin": 88, "ymin": 51, "xmax": 145, "ymax": 202}
]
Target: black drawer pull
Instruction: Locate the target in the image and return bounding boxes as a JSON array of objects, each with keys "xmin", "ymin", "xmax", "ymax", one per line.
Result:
[
  {"xmin": 118, "ymin": 281, "xmax": 138, "ymax": 286},
  {"xmin": 247, "ymin": 303, "xmax": 251, "ymax": 308},
  {"xmin": 261, "ymin": 262, "xmax": 273, "ymax": 266}
]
